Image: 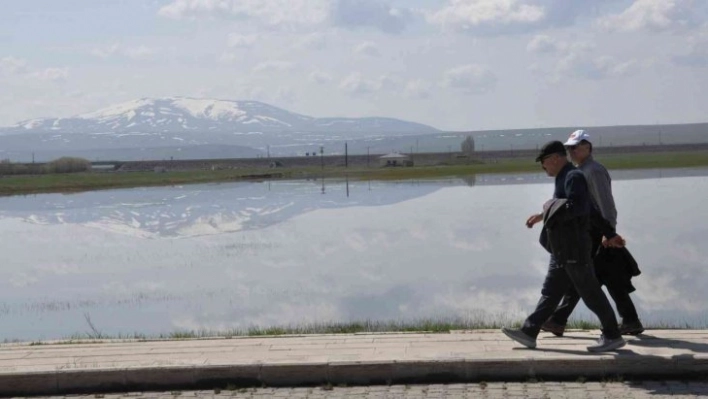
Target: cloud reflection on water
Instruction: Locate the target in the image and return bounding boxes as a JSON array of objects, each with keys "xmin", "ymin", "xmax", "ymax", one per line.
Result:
[{"xmin": 1, "ymin": 169, "xmax": 707, "ymax": 340}]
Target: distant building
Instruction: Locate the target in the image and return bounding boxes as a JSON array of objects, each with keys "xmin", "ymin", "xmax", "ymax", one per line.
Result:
[
  {"xmin": 90, "ymin": 164, "xmax": 117, "ymax": 172},
  {"xmin": 379, "ymin": 153, "xmax": 413, "ymax": 167}
]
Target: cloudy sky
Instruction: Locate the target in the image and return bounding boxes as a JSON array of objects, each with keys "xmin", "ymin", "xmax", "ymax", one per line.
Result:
[{"xmin": 1, "ymin": 0, "xmax": 707, "ymax": 131}]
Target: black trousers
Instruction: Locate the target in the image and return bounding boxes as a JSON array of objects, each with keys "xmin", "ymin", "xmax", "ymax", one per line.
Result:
[
  {"xmin": 548, "ymin": 233, "xmax": 640, "ymax": 326},
  {"xmin": 521, "ymin": 256, "xmax": 621, "ymax": 339}
]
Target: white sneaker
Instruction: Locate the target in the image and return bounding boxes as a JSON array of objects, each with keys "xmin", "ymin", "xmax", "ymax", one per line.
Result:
[
  {"xmin": 501, "ymin": 327, "xmax": 537, "ymax": 349},
  {"xmin": 587, "ymin": 335, "xmax": 626, "ymax": 352}
]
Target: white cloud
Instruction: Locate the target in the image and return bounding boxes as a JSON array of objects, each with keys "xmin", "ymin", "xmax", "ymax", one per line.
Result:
[
  {"xmin": 528, "ymin": 37, "xmax": 642, "ymax": 81},
  {"xmin": 583, "ymin": 56, "xmax": 639, "ymax": 78},
  {"xmin": 5, "ymin": 0, "xmax": 708, "ymax": 131},
  {"xmin": 123, "ymin": 46, "xmax": 154, "ymax": 59},
  {"xmin": 309, "ymin": 70, "xmax": 334, "ymax": 84},
  {"xmin": 339, "ymin": 72, "xmax": 376, "ymax": 94},
  {"xmin": 91, "ymin": 43, "xmax": 119, "ymax": 58},
  {"xmin": 404, "ymin": 79, "xmax": 432, "ymax": 99},
  {"xmin": 65, "ymin": 90, "xmax": 85, "ymax": 99},
  {"xmin": 551, "ymin": 43, "xmax": 639, "ymax": 80},
  {"xmin": 227, "ymin": 83, "xmax": 296, "ymax": 105},
  {"xmin": 354, "ymin": 41, "xmax": 380, "ymax": 57},
  {"xmin": 159, "ymin": 0, "xmax": 229, "ymax": 19},
  {"xmin": 0, "ymin": 56, "xmax": 28, "ymax": 74},
  {"xmin": 294, "ymin": 33, "xmax": 328, "ymax": 50},
  {"xmin": 159, "ymin": 0, "xmax": 412, "ymax": 34},
  {"xmin": 0, "ymin": 57, "xmax": 68, "ymax": 82},
  {"xmin": 441, "ymin": 64, "xmax": 497, "ymax": 94},
  {"xmin": 158, "ymin": 0, "xmax": 330, "ymax": 27},
  {"xmin": 228, "ymin": 33, "xmax": 258, "ymax": 48},
  {"xmin": 428, "ymin": 0, "xmax": 545, "ymax": 34},
  {"xmin": 674, "ymin": 25, "xmax": 708, "ymax": 67},
  {"xmin": 339, "ymin": 72, "xmax": 400, "ymax": 95},
  {"xmin": 91, "ymin": 44, "xmax": 154, "ymax": 59},
  {"xmin": 527, "ymin": 62, "xmax": 542, "ymax": 75},
  {"xmin": 540, "ymin": 0, "xmax": 618, "ymax": 27},
  {"xmin": 597, "ymin": 0, "xmax": 695, "ymax": 32},
  {"xmin": 29, "ymin": 68, "xmax": 69, "ymax": 82},
  {"xmin": 330, "ymin": 0, "xmax": 412, "ymax": 34},
  {"xmin": 274, "ymin": 87, "xmax": 296, "ymax": 103},
  {"xmin": 426, "ymin": 1, "xmax": 629, "ymax": 34},
  {"xmin": 219, "ymin": 52, "xmax": 238, "ymax": 63},
  {"xmin": 252, "ymin": 60, "xmax": 296, "ymax": 73},
  {"xmin": 240, "ymin": 85, "xmax": 266, "ymax": 100},
  {"xmin": 526, "ymin": 34, "xmax": 564, "ymax": 54}
]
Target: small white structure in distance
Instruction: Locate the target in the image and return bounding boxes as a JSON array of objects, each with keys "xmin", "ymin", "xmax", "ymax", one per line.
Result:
[{"xmin": 379, "ymin": 152, "xmax": 413, "ymax": 167}]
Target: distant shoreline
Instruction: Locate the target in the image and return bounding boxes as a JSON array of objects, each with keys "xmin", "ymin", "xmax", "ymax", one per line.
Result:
[{"xmin": 2, "ymin": 144, "xmax": 708, "ymax": 196}]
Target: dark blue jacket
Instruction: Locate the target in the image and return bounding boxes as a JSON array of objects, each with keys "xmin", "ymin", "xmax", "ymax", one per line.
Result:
[{"xmin": 540, "ymin": 162, "xmax": 617, "ymax": 264}]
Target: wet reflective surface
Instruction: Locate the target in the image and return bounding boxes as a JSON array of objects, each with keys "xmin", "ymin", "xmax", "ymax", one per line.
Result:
[{"xmin": 1, "ymin": 168, "xmax": 707, "ymax": 340}]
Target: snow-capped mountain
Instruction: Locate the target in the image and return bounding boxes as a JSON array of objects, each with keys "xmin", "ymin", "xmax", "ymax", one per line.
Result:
[
  {"xmin": 2, "ymin": 97, "xmax": 439, "ymax": 135},
  {"xmin": 0, "ymin": 97, "xmax": 441, "ymax": 162}
]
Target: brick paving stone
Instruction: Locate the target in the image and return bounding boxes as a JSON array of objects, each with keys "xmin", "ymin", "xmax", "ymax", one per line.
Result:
[{"xmin": 16, "ymin": 381, "xmax": 708, "ymax": 398}]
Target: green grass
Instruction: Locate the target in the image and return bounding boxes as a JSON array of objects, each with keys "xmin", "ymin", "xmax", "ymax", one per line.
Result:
[
  {"xmin": 9, "ymin": 316, "xmax": 703, "ymax": 346},
  {"xmin": 0, "ymin": 168, "xmax": 281, "ymax": 196},
  {"xmin": 1, "ymin": 150, "xmax": 707, "ymax": 196},
  {"xmin": 596, "ymin": 151, "xmax": 708, "ymax": 170},
  {"xmin": 353, "ymin": 150, "xmax": 708, "ymax": 180}
]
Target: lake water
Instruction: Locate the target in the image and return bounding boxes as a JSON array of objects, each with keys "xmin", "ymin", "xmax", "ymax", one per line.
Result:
[{"xmin": 1, "ymin": 168, "xmax": 708, "ymax": 341}]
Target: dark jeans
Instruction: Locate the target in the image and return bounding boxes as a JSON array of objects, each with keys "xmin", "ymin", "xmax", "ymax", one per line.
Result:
[
  {"xmin": 549, "ymin": 280, "xmax": 640, "ymax": 326},
  {"xmin": 521, "ymin": 256, "xmax": 621, "ymax": 339},
  {"xmin": 548, "ymin": 233, "xmax": 640, "ymax": 326}
]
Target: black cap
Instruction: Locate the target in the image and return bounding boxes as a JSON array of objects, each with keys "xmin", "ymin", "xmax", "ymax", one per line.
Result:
[{"xmin": 535, "ymin": 140, "xmax": 567, "ymax": 162}]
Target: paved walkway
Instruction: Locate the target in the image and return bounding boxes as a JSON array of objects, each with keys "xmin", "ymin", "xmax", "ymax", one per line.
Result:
[
  {"xmin": 1, "ymin": 329, "xmax": 707, "ymax": 396},
  {"xmin": 19, "ymin": 381, "xmax": 708, "ymax": 399}
]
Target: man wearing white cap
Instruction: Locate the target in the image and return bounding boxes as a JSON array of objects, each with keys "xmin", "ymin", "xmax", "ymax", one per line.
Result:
[{"xmin": 541, "ymin": 129, "xmax": 644, "ymax": 336}]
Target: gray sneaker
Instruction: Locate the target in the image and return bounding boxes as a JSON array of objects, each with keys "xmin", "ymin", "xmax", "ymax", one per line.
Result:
[
  {"xmin": 501, "ymin": 327, "xmax": 537, "ymax": 349},
  {"xmin": 586, "ymin": 335, "xmax": 626, "ymax": 352},
  {"xmin": 620, "ymin": 320, "xmax": 645, "ymax": 335},
  {"xmin": 541, "ymin": 320, "xmax": 565, "ymax": 337}
]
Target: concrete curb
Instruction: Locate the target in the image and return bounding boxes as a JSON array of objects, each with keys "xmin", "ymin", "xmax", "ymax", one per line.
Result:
[{"xmin": 2, "ymin": 356, "xmax": 707, "ymax": 396}]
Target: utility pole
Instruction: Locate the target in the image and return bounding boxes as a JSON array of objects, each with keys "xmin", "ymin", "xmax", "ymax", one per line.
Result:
[
  {"xmin": 320, "ymin": 146, "xmax": 325, "ymax": 194},
  {"xmin": 267, "ymin": 145, "xmax": 270, "ymax": 159},
  {"xmin": 344, "ymin": 142, "xmax": 348, "ymax": 168},
  {"xmin": 367, "ymin": 146, "xmax": 370, "ymax": 168}
]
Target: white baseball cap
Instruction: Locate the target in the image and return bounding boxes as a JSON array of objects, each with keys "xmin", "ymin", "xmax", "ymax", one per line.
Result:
[{"xmin": 564, "ymin": 129, "xmax": 591, "ymax": 146}]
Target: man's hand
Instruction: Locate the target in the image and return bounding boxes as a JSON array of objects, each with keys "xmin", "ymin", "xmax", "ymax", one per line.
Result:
[
  {"xmin": 602, "ymin": 235, "xmax": 626, "ymax": 248},
  {"xmin": 526, "ymin": 213, "xmax": 543, "ymax": 229}
]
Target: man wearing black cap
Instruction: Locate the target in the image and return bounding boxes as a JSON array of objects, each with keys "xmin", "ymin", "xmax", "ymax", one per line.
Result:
[
  {"xmin": 501, "ymin": 140, "xmax": 627, "ymax": 352},
  {"xmin": 541, "ymin": 130, "xmax": 644, "ymax": 337}
]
